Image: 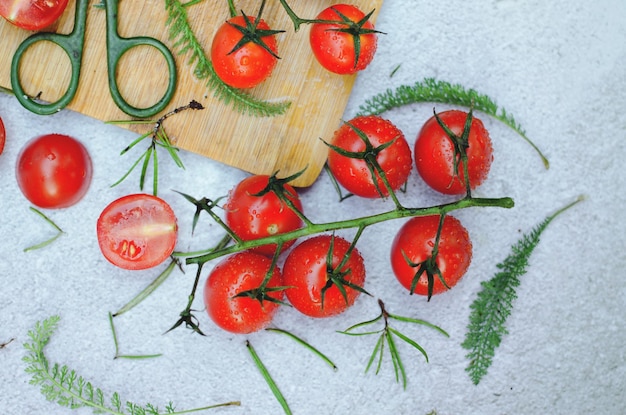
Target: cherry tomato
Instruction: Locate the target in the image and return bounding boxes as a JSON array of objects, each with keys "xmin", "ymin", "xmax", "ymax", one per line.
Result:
[
  {"xmin": 0, "ymin": 116, "xmax": 5, "ymax": 155},
  {"xmin": 224, "ymin": 175, "xmax": 304, "ymax": 257},
  {"xmin": 283, "ymin": 235, "xmax": 366, "ymax": 318},
  {"xmin": 0, "ymin": 0, "xmax": 69, "ymax": 31},
  {"xmin": 414, "ymin": 110, "xmax": 493, "ymax": 195},
  {"xmin": 309, "ymin": 4, "xmax": 378, "ymax": 75},
  {"xmin": 16, "ymin": 133, "xmax": 92, "ymax": 209},
  {"xmin": 96, "ymin": 194, "xmax": 178, "ymax": 271},
  {"xmin": 211, "ymin": 14, "xmax": 281, "ymax": 89},
  {"xmin": 203, "ymin": 251, "xmax": 284, "ymax": 334},
  {"xmin": 327, "ymin": 115, "xmax": 412, "ymax": 198},
  {"xmin": 390, "ymin": 215, "xmax": 472, "ymax": 298}
]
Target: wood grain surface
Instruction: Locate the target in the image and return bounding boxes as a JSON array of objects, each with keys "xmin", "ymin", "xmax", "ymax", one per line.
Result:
[{"xmin": 0, "ymin": 0, "xmax": 383, "ymax": 187}]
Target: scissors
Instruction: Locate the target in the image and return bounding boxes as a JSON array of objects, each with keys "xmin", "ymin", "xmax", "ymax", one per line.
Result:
[{"xmin": 10, "ymin": 0, "xmax": 177, "ymax": 118}]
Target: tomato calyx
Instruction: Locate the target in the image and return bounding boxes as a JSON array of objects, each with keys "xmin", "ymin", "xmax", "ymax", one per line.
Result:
[
  {"xmin": 320, "ymin": 7, "xmax": 383, "ymax": 71},
  {"xmin": 323, "ymin": 120, "xmax": 403, "ymax": 206},
  {"xmin": 401, "ymin": 214, "xmax": 450, "ymax": 301},
  {"xmin": 320, "ymin": 233, "xmax": 371, "ymax": 310},
  {"xmin": 227, "ymin": 0, "xmax": 285, "ymax": 60},
  {"xmin": 174, "ymin": 191, "xmax": 226, "ymax": 236},
  {"xmin": 249, "ymin": 169, "xmax": 310, "ymax": 226},
  {"xmin": 432, "ymin": 107, "xmax": 475, "ymax": 197}
]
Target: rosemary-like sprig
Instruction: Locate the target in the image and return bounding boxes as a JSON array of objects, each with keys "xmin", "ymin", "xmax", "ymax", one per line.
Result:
[
  {"xmin": 338, "ymin": 299, "xmax": 449, "ymax": 389},
  {"xmin": 246, "ymin": 340, "xmax": 292, "ymax": 415},
  {"xmin": 462, "ymin": 196, "xmax": 584, "ymax": 385},
  {"xmin": 265, "ymin": 328, "xmax": 338, "ymax": 371},
  {"xmin": 24, "ymin": 316, "xmax": 240, "ymax": 414},
  {"xmin": 24, "ymin": 207, "xmax": 65, "ymax": 252},
  {"xmin": 356, "ymin": 77, "xmax": 549, "ymax": 169},
  {"xmin": 109, "ymin": 101, "xmax": 199, "ymax": 195},
  {"xmin": 163, "ymin": 0, "xmax": 291, "ymax": 117},
  {"xmin": 108, "ymin": 313, "xmax": 162, "ymax": 360}
]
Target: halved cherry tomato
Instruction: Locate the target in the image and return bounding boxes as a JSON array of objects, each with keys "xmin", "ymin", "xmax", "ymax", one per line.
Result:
[
  {"xmin": 327, "ymin": 115, "xmax": 412, "ymax": 198},
  {"xmin": 211, "ymin": 13, "xmax": 282, "ymax": 89},
  {"xmin": 309, "ymin": 4, "xmax": 378, "ymax": 75},
  {"xmin": 0, "ymin": 0, "xmax": 70, "ymax": 31},
  {"xmin": 283, "ymin": 234, "xmax": 366, "ymax": 318},
  {"xmin": 390, "ymin": 214, "xmax": 472, "ymax": 298},
  {"xmin": 414, "ymin": 110, "xmax": 493, "ymax": 195},
  {"xmin": 16, "ymin": 133, "xmax": 92, "ymax": 208},
  {"xmin": 203, "ymin": 251, "xmax": 284, "ymax": 334},
  {"xmin": 224, "ymin": 175, "xmax": 304, "ymax": 257},
  {"xmin": 0, "ymin": 117, "xmax": 5, "ymax": 155},
  {"xmin": 96, "ymin": 194, "xmax": 178, "ymax": 270}
]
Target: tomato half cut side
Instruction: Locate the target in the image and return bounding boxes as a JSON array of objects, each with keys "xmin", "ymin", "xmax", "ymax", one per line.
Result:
[
  {"xmin": 96, "ymin": 194, "xmax": 178, "ymax": 270},
  {"xmin": 0, "ymin": 0, "xmax": 70, "ymax": 31}
]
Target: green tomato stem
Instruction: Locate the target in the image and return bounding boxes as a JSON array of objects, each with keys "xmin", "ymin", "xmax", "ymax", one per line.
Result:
[{"xmin": 185, "ymin": 196, "xmax": 514, "ymax": 266}]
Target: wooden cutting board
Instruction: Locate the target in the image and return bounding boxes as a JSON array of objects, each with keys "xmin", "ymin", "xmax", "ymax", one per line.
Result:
[{"xmin": 0, "ymin": 0, "xmax": 383, "ymax": 187}]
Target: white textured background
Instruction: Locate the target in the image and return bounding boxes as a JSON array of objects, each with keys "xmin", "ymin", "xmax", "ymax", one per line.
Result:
[{"xmin": 1, "ymin": 0, "xmax": 625, "ymax": 414}]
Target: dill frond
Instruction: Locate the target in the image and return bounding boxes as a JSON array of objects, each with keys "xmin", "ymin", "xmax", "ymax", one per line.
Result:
[
  {"xmin": 462, "ymin": 196, "xmax": 584, "ymax": 385},
  {"xmin": 163, "ymin": 0, "xmax": 291, "ymax": 117},
  {"xmin": 23, "ymin": 316, "xmax": 240, "ymax": 414},
  {"xmin": 356, "ymin": 78, "xmax": 549, "ymax": 169}
]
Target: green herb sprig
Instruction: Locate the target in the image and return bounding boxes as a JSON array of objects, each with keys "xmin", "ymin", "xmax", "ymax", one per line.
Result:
[
  {"xmin": 23, "ymin": 316, "xmax": 240, "ymax": 414},
  {"xmin": 462, "ymin": 196, "xmax": 584, "ymax": 384},
  {"xmin": 357, "ymin": 77, "xmax": 549, "ymax": 169},
  {"xmin": 24, "ymin": 207, "xmax": 65, "ymax": 252},
  {"xmin": 339, "ymin": 299, "xmax": 449, "ymax": 389},
  {"xmin": 109, "ymin": 101, "xmax": 201, "ymax": 195}
]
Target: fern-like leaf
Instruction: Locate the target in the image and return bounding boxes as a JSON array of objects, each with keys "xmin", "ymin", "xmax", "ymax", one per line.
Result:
[
  {"xmin": 22, "ymin": 316, "xmax": 240, "ymax": 414},
  {"xmin": 462, "ymin": 196, "xmax": 584, "ymax": 384},
  {"xmin": 357, "ymin": 77, "xmax": 549, "ymax": 168},
  {"xmin": 163, "ymin": 0, "xmax": 290, "ymax": 117}
]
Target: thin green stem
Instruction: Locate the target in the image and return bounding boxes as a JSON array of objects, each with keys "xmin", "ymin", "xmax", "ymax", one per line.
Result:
[{"xmin": 186, "ymin": 196, "xmax": 514, "ymax": 266}]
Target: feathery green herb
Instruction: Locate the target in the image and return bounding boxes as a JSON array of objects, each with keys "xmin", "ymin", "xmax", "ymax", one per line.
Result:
[
  {"xmin": 357, "ymin": 77, "xmax": 549, "ymax": 169},
  {"xmin": 462, "ymin": 196, "xmax": 584, "ymax": 385},
  {"xmin": 163, "ymin": 0, "xmax": 291, "ymax": 117},
  {"xmin": 23, "ymin": 316, "xmax": 240, "ymax": 414}
]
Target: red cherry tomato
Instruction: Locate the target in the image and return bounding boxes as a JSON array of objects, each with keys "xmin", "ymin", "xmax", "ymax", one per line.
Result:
[
  {"xmin": 16, "ymin": 133, "xmax": 92, "ymax": 209},
  {"xmin": 414, "ymin": 110, "xmax": 493, "ymax": 195},
  {"xmin": 224, "ymin": 175, "xmax": 304, "ymax": 257},
  {"xmin": 283, "ymin": 235, "xmax": 366, "ymax": 318},
  {"xmin": 309, "ymin": 4, "xmax": 378, "ymax": 75},
  {"xmin": 390, "ymin": 215, "xmax": 472, "ymax": 297},
  {"xmin": 211, "ymin": 14, "xmax": 280, "ymax": 89},
  {"xmin": 0, "ymin": 117, "xmax": 5, "ymax": 155},
  {"xmin": 96, "ymin": 194, "xmax": 178, "ymax": 271},
  {"xmin": 0, "ymin": 0, "xmax": 70, "ymax": 31},
  {"xmin": 203, "ymin": 251, "xmax": 284, "ymax": 334},
  {"xmin": 327, "ymin": 115, "xmax": 412, "ymax": 198}
]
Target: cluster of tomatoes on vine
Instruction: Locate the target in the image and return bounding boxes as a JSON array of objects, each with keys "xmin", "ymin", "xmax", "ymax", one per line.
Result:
[
  {"xmin": 184, "ymin": 107, "xmax": 495, "ymax": 335},
  {"xmin": 2, "ymin": 100, "xmax": 495, "ymax": 337}
]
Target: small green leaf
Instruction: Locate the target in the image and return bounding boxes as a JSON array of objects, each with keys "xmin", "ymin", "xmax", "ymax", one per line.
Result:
[
  {"xmin": 24, "ymin": 207, "xmax": 65, "ymax": 252},
  {"xmin": 246, "ymin": 340, "xmax": 292, "ymax": 415}
]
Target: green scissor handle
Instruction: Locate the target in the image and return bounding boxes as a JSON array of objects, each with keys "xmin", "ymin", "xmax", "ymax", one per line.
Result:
[
  {"xmin": 10, "ymin": 0, "xmax": 88, "ymax": 116},
  {"xmin": 105, "ymin": 0, "xmax": 177, "ymax": 118}
]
